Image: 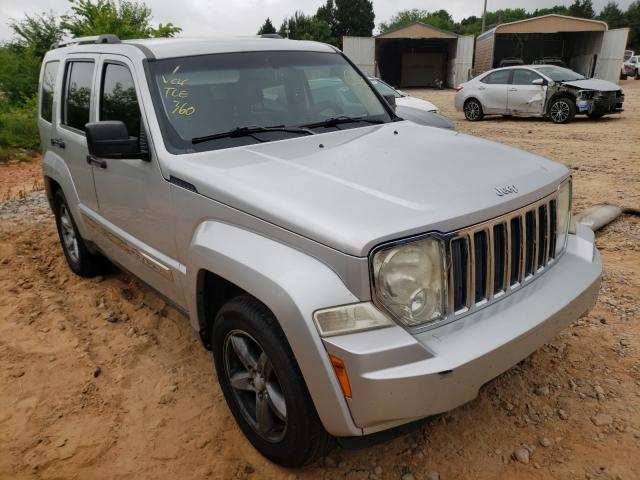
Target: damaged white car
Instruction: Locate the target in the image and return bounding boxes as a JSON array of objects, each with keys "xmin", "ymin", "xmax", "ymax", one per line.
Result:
[{"xmin": 455, "ymin": 65, "xmax": 624, "ymax": 124}]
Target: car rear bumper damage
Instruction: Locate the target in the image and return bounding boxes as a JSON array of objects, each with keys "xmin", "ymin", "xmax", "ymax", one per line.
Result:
[{"xmin": 322, "ymin": 223, "xmax": 601, "ymax": 435}]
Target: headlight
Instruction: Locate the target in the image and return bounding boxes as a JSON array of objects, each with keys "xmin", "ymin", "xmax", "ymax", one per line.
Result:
[
  {"xmin": 313, "ymin": 302, "xmax": 394, "ymax": 337},
  {"xmin": 372, "ymin": 237, "xmax": 446, "ymax": 328},
  {"xmin": 556, "ymin": 178, "xmax": 572, "ymax": 255}
]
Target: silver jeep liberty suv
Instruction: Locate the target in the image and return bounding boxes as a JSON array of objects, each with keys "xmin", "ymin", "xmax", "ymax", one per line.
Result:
[{"xmin": 38, "ymin": 34, "xmax": 601, "ymax": 466}]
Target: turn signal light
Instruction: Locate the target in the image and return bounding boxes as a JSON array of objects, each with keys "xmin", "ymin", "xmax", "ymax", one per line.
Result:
[{"xmin": 329, "ymin": 354, "xmax": 352, "ymax": 398}]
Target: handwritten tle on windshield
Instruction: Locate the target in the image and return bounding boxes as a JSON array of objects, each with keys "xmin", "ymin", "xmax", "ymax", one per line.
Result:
[{"xmin": 162, "ymin": 65, "xmax": 196, "ymax": 116}]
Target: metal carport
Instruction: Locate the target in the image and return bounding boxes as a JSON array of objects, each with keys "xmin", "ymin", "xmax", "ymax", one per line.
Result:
[
  {"xmin": 473, "ymin": 14, "xmax": 629, "ymax": 83},
  {"xmin": 343, "ymin": 23, "xmax": 474, "ymax": 88}
]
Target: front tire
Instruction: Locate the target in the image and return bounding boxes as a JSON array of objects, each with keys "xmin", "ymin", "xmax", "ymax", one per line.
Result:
[
  {"xmin": 463, "ymin": 98, "xmax": 484, "ymax": 121},
  {"xmin": 212, "ymin": 294, "xmax": 331, "ymax": 467},
  {"xmin": 53, "ymin": 189, "xmax": 106, "ymax": 277},
  {"xmin": 548, "ymin": 97, "xmax": 575, "ymax": 124}
]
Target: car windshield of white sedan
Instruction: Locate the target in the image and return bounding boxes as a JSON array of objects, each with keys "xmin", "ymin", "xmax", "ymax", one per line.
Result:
[
  {"xmin": 533, "ymin": 66, "xmax": 586, "ymax": 82},
  {"xmin": 370, "ymin": 79, "xmax": 402, "ymax": 98},
  {"xmin": 148, "ymin": 51, "xmax": 391, "ymax": 153}
]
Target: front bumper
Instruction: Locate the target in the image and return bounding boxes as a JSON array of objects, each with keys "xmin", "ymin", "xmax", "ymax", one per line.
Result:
[{"xmin": 323, "ymin": 224, "xmax": 601, "ymax": 434}]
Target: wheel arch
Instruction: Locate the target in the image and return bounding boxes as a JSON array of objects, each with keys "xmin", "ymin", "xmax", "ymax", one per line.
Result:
[{"xmin": 186, "ymin": 220, "xmax": 362, "ymax": 436}]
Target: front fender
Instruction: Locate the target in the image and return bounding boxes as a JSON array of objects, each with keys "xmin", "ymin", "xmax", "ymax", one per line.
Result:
[{"xmin": 186, "ymin": 221, "xmax": 363, "ymax": 437}]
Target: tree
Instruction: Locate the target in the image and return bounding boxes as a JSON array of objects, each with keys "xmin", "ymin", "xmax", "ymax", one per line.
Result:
[
  {"xmin": 9, "ymin": 12, "xmax": 64, "ymax": 59},
  {"xmin": 61, "ymin": 0, "xmax": 181, "ymax": 40},
  {"xmin": 626, "ymin": 1, "xmax": 640, "ymax": 50},
  {"xmin": 598, "ymin": 2, "xmax": 624, "ymax": 28},
  {"xmin": 379, "ymin": 9, "xmax": 455, "ymax": 33},
  {"xmin": 316, "ymin": 0, "xmax": 336, "ymax": 33},
  {"xmin": 334, "ymin": 0, "xmax": 374, "ymax": 45},
  {"xmin": 568, "ymin": 0, "xmax": 595, "ymax": 19},
  {"xmin": 257, "ymin": 17, "xmax": 276, "ymax": 35}
]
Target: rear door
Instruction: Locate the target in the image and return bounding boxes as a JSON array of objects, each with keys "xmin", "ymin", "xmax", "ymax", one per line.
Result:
[
  {"xmin": 478, "ymin": 69, "xmax": 511, "ymax": 113},
  {"xmin": 507, "ymin": 69, "xmax": 547, "ymax": 115},
  {"xmin": 57, "ymin": 55, "xmax": 100, "ymax": 210}
]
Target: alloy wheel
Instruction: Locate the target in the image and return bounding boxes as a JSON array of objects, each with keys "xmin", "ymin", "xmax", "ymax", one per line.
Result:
[
  {"xmin": 550, "ymin": 100, "xmax": 570, "ymax": 123},
  {"xmin": 464, "ymin": 100, "xmax": 481, "ymax": 120},
  {"xmin": 223, "ymin": 330, "xmax": 287, "ymax": 442},
  {"xmin": 59, "ymin": 204, "xmax": 79, "ymax": 263}
]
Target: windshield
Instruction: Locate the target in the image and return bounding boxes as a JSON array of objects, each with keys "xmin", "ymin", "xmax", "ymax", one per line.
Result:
[
  {"xmin": 147, "ymin": 51, "xmax": 392, "ymax": 153},
  {"xmin": 369, "ymin": 78, "xmax": 402, "ymax": 98},
  {"xmin": 533, "ymin": 66, "xmax": 586, "ymax": 82}
]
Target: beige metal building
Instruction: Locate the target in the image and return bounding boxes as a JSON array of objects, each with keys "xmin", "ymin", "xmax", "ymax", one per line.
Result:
[
  {"xmin": 343, "ymin": 23, "xmax": 474, "ymax": 88},
  {"xmin": 474, "ymin": 14, "xmax": 629, "ymax": 83}
]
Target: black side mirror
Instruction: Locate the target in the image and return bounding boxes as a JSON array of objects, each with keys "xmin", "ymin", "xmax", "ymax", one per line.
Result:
[
  {"xmin": 382, "ymin": 93, "xmax": 397, "ymax": 110},
  {"xmin": 85, "ymin": 121, "xmax": 148, "ymax": 160}
]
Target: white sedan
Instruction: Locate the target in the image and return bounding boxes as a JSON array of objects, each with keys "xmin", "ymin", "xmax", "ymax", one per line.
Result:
[
  {"xmin": 369, "ymin": 77, "xmax": 455, "ymax": 130},
  {"xmin": 454, "ymin": 65, "xmax": 624, "ymax": 124}
]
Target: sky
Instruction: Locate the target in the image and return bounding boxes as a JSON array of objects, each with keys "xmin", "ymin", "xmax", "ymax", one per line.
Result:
[{"xmin": 0, "ymin": 0, "xmax": 635, "ymax": 42}]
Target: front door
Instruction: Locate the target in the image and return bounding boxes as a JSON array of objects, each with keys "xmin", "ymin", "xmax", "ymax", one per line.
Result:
[
  {"xmin": 478, "ymin": 69, "xmax": 511, "ymax": 113},
  {"xmin": 88, "ymin": 55, "xmax": 184, "ymax": 306},
  {"xmin": 507, "ymin": 69, "xmax": 547, "ymax": 115}
]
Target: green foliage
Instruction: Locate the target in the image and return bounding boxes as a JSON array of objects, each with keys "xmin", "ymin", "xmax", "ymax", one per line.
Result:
[
  {"xmin": 0, "ymin": 96, "xmax": 40, "ymax": 151},
  {"xmin": 334, "ymin": 0, "xmax": 375, "ymax": 41},
  {"xmin": 379, "ymin": 9, "xmax": 455, "ymax": 33},
  {"xmin": 0, "ymin": 45, "xmax": 42, "ymax": 104},
  {"xmin": 627, "ymin": 1, "xmax": 640, "ymax": 50},
  {"xmin": 278, "ymin": 11, "xmax": 336, "ymax": 45},
  {"xmin": 598, "ymin": 2, "xmax": 625, "ymax": 28},
  {"xmin": 568, "ymin": 0, "xmax": 595, "ymax": 19},
  {"xmin": 10, "ymin": 12, "xmax": 64, "ymax": 58},
  {"xmin": 61, "ymin": 0, "xmax": 181, "ymax": 39},
  {"xmin": 257, "ymin": 18, "xmax": 276, "ymax": 35}
]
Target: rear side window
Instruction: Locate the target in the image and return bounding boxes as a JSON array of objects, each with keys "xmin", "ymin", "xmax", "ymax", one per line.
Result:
[
  {"xmin": 63, "ymin": 61, "xmax": 95, "ymax": 132},
  {"xmin": 512, "ymin": 69, "xmax": 542, "ymax": 85},
  {"xmin": 481, "ymin": 70, "xmax": 511, "ymax": 85},
  {"xmin": 100, "ymin": 63, "xmax": 141, "ymax": 137},
  {"xmin": 40, "ymin": 61, "xmax": 59, "ymax": 122}
]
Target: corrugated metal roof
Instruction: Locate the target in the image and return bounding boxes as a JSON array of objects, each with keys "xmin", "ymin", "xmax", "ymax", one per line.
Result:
[
  {"xmin": 376, "ymin": 22, "xmax": 459, "ymax": 39},
  {"xmin": 476, "ymin": 14, "xmax": 608, "ymax": 40}
]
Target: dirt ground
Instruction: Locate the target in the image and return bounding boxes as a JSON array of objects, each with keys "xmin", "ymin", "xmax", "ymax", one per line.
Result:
[{"xmin": 1, "ymin": 81, "xmax": 639, "ymax": 480}]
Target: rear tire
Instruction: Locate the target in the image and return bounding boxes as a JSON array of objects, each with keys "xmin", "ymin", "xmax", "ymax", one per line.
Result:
[
  {"xmin": 548, "ymin": 97, "xmax": 575, "ymax": 124},
  {"xmin": 463, "ymin": 98, "xmax": 484, "ymax": 121},
  {"xmin": 212, "ymin": 294, "xmax": 332, "ymax": 467},
  {"xmin": 53, "ymin": 189, "xmax": 106, "ymax": 277}
]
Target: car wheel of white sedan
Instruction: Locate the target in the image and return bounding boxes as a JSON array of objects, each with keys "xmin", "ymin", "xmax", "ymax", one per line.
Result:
[
  {"xmin": 549, "ymin": 97, "xmax": 575, "ymax": 124},
  {"xmin": 463, "ymin": 99, "xmax": 484, "ymax": 121}
]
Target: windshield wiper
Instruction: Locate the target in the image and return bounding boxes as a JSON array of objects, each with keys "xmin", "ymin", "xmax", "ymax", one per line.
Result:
[
  {"xmin": 300, "ymin": 116, "xmax": 385, "ymax": 129},
  {"xmin": 192, "ymin": 125, "xmax": 315, "ymax": 145}
]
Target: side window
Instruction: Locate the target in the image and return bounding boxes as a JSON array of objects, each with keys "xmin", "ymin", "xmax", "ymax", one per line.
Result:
[
  {"xmin": 100, "ymin": 63, "xmax": 141, "ymax": 138},
  {"xmin": 512, "ymin": 69, "xmax": 542, "ymax": 85},
  {"xmin": 63, "ymin": 61, "xmax": 95, "ymax": 132},
  {"xmin": 481, "ymin": 70, "xmax": 511, "ymax": 85},
  {"xmin": 40, "ymin": 61, "xmax": 59, "ymax": 122}
]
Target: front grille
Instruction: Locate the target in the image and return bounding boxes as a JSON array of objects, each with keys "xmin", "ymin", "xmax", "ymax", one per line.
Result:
[{"xmin": 446, "ymin": 191, "xmax": 563, "ymax": 317}]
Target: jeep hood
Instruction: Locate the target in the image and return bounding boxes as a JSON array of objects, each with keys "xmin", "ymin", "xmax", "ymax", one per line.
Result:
[
  {"xmin": 560, "ymin": 78, "xmax": 620, "ymax": 91},
  {"xmin": 171, "ymin": 122, "xmax": 568, "ymax": 257}
]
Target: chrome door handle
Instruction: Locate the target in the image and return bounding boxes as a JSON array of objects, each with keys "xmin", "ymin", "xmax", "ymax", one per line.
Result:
[
  {"xmin": 86, "ymin": 155, "xmax": 107, "ymax": 169},
  {"xmin": 509, "ymin": 88, "xmax": 518, "ymax": 91}
]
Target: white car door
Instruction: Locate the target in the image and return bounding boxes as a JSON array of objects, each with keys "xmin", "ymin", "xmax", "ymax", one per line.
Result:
[
  {"xmin": 477, "ymin": 70, "xmax": 511, "ymax": 114},
  {"xmin": 507, "ymin": 69, "xmax": 547, "ymax": 115}
]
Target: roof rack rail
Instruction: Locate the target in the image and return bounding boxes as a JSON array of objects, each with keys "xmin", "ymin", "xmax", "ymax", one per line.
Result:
[
  {"xmin": 260, "ymin": 33, "xmax": 283, "ymax": 39},
  {"xmin": 51, "ymin": 34, "xmax": 121, "ymax": 49}
]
